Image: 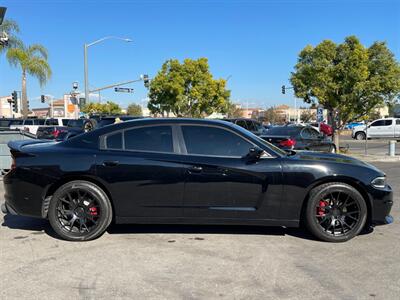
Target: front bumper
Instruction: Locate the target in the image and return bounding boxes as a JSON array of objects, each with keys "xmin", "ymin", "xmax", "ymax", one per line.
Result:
[{"xmin": 368, "ymin": 184, "xmax": 394, "ymax": 226}]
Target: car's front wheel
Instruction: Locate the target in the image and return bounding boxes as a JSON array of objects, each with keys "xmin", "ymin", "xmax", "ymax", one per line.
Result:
[
  {"xmin": 305, "ymin": 182, "xmax": 367, "ymax": 242},
  {"xmin": 355, "ymin": 132, "xmax": 366, "ymax": 140},
  {"xmin": 48, "ymin": 180, "xmax": 113, "ymax": 241}
]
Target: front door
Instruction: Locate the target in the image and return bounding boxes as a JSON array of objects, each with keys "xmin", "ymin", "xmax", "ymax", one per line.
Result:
[
  {"xmin": 95, "ymin": 125, "xmax": 185, "ymax": 219},
  {"xmin": 178, "ymin": 125, "xmax": 282, "ymax": 220}
]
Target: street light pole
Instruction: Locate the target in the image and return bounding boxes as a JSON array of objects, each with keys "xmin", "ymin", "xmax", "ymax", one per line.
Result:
[
  {"xmin": 83, "ymin": 36, "xmax": 132, "ymax": 103},
  {"xmin": 84, "ymin": 44, "xmax": 89, "ymax": 105}
]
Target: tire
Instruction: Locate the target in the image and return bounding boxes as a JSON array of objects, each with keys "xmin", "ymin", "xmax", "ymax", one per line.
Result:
[
  {"xmin": 355, "ymin": 132, "xmax": 366, "ymax": 140},
  {"xmin": 84, "ymin": 119, "xmax": 97, "ymax": 132},
  {"xmin": 329, "ymin": 144, "xmax": 337, "ymax": 153},
  {"xmin": 305, "ymin": 182, "xmax": 367, "ymax": 242},
  {"xmin": 48, "ymin": 180, "xmax": 113, "ymax": 241}
]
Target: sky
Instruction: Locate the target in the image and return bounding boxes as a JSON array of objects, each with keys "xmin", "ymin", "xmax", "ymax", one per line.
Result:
[{"xmin": 0, "ymin": 0, "xmax": 399, "ymax": 110}]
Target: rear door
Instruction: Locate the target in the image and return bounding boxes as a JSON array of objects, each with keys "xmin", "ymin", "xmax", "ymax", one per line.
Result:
[{"xmin": 95, "ymin": 125, "xmax": 186, "ymax": 219}]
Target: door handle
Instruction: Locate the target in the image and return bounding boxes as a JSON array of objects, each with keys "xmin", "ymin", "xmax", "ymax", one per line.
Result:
[
  {"xmin": 102, "ymin": 160, "xmax": 119, "ymax": 167},
  {"xmin": 188, "ymin": 166, "xmax": 203, "ymax": 173}
]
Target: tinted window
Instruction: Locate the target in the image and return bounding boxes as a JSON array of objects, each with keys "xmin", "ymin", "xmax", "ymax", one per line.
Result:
[
  {"xmin": 124, "ymin": 126, "xmax": 173, "ymax": 153},
  {"xmin": 9, "ymin": 119, "xmax": 23, "ymax": 125},
  {"xmin": 37, "ymin": 119, "xmax": 45, "ymax": 125},
  {"xmin": 62, "ymin": 119, "xmax": 70, "ymax": 126},
  {"xmin": 384, "ymin": 119, "xmax": 393, "ymax": 126},
  {"xmin": 24, "ymin": 119, "xmax": 33, "ymax": 125},
  {"xmin": 371, "ymin": 120, "xmax": 392, "ymax": 127},
  {"xmin": 106, "ymin": 132, "xmax": 122, "ymax": 149},
  {"xmin": 46, "ymin": 119, "xmax": 59, "ymax": 126},
  {"xmin": 0, "ymin": 120, "xmax": 10, "ymax": 127},
  {"xmin": 235, "ymin": 120, "xmax": 247, "ymax": 129},
  {"xmin": 67, "ymin": 119, "xmax": 84, "ymax": 127},
  {"xmin": 396, "ymin": 119, "xmax": 400, "ymax": 125},
  {"xmin": 266, "ymin": 126, "xmax": 302, "ymax": 137},
  {"xmin": 246, "ymin": 120, "xmax": 257, "ymax": 131},
  {"xmin": 182, "ymin": 125, "xmax": 253, "ymax": 157}
]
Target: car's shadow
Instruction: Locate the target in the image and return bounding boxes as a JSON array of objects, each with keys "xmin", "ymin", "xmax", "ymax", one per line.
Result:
[{"xmin": 1, "ymin": 214, "xmax": 374, "ymax": 242}]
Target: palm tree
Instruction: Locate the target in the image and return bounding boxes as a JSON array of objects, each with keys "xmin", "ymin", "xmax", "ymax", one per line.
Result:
[
  {"xmin": 0, "ymin": 19, "xmax": 21, "ymax": 54},
  {"xmin": 6, "ymin": 43, "xmax": 52, "ymax": 117}
]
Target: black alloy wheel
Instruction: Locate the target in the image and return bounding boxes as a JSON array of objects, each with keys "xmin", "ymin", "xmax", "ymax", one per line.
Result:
[
  {"xmin": 48, "ymin": 181, "xmax": 112, "ymax": 241},
  {"xmin": 305, "ymin": 182, "xmax": 367, "ymax": 242}
]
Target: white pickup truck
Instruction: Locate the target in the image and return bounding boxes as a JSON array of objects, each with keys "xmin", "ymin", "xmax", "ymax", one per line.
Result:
[
  {"xmin": 352, "ymin": 118, "xmax": 400, "ymax": 140},
  {"xmin": 10, "ymin": 118, "xmax": 72, "ymax": 135}
]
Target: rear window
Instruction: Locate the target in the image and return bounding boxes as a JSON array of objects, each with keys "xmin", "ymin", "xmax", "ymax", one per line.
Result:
[
  {"xmin": 67, "ymin": 119, "xmax": 84, "ymax": 127},
  {"xmin": 265, "ymin": 126, "xmax": 302, "ymax": 136}
]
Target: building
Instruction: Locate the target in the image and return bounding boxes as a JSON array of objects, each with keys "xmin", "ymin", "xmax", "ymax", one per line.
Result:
[{"xmin": 0, "ymin": 95, "xmax": 22, "ymax": 118}]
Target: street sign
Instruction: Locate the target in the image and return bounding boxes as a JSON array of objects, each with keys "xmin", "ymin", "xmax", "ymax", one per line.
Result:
[
  {"xmin": 316, "ymin": 106, "xmax": 324, "ymax": 123},
  {"xmin": 114, "ymin": 87, "xmax": 134, "ymax": 93}
]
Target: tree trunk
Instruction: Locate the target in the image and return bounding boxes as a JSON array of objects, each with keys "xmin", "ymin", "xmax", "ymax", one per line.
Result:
[{"xmin": 21, "ymin": 69, "xmax": 28, "ymax": 118}]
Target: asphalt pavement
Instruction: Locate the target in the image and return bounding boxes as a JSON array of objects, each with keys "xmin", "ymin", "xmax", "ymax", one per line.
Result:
[
  {"xmin": 0, "ymin": 162, "xmax": 399, "ymax": 300},
  {"xmin": 339, "ymin": 134, "xmax": 400, "ymax": 157}
]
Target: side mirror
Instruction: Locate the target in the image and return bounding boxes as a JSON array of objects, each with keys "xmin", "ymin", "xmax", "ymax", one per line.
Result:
[{"xmin": 245, "ymin": 147, "xmax": 264, "ymax": 161}]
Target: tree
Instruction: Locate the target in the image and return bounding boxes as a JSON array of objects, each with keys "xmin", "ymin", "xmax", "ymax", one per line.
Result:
[
  {"xmin": 226, "ymin": 102, "xmax": 243, "ymax": 118},
  {"xmin": 290, "ymin": 36, "xmax": 400, "ymax": 128},
  {"xmin": 81, "ymin": 101, "xmax": 122, "ymax": 115},
  {"xmin": 0, "ymin": 19, "xmax": 21, "ymax": 55},
  {"xmin": 127, "ymin": 103, "xmax": 143, "ymax": 116},
  {"xmin": 148, "ymin": 58, "xmax": 230, "ymax": 117},
  {"xmin": 6, "ymin": 42, "xmax": 52, "ymax": 117},
  {"xmin": 264, "ymin": 106, "xmax": 282, "ymax": 124},
  {"xmin": 300, "ymin": 110, "xmax": 316, "ymax": 123}
]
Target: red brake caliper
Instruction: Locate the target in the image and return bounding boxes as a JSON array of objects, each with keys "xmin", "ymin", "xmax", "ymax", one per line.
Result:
[
  {"xmin": 89, "ymin": 206, "xmax": 98, "ymax": 216},
  {"xmin": 317, "ymin": 200, "xmax": 327, "ymax": 216}
]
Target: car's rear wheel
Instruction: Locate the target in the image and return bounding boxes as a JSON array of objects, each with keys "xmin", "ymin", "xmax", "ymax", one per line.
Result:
[
  {"xmin": 48, "ymin": 180, "xmax": 112, "ymax": 241},
  {"xmin": 305, "ymin": 182, "xmax": 367, "ymax": 242},
  {"xmin": 355, "ymin": 132, "xmax": 366, "ymax": 140}
]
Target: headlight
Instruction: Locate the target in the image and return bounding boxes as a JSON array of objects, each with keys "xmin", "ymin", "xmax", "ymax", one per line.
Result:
[{"xmin": 371, "ymin": 176, "xmax": 386, "ymax": 189}]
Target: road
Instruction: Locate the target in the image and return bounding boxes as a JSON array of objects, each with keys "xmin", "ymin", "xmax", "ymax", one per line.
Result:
[{"xmin": 0, "ymin": 162, "xmax": 399, "ymax": 299}]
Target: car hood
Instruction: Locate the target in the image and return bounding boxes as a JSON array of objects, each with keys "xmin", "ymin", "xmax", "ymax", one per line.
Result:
[{"xmin": 287, "ymin": 150, "xmax": 383, "ymax": 174}]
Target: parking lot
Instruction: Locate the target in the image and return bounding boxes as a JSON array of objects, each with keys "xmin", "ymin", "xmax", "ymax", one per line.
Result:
[
  {"xmin": 0, "ymin": 161, "xmax": 398, "ymax": 300},
  {"xmin": 340, "ymin": 134, "xmax": 400, "ymax": 157}
]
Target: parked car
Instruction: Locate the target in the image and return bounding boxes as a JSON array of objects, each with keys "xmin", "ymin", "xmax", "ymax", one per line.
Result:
[
  {"xmin": 309, "ymin": 122, "xmax": 333, "ymax": 136},
  {"xmin": 10, "ymin": 118, "xmax": 73, "ymax": 135},
  {"xmin": 222, "ymin": 118, "xmax": 267, "ymax": 135},
  {"xmin": 261, "ymin": 125, "xmax": 337, "ymax": 153},
  {"xmin": 36, "ymin": 126, "xmax": 68, "ymax": 140},
  {"xmin": 344, "ymin": 122, "xmax": 364, "ymax": 130},
  {"xmin": 83, "ymin": 115, "xmax": 143, "ymax": 132},
  {"xmin": 2, "ymin": 119, "xmax": 392, "ymax": 242},
  {"xmin": 0, "ymin": 118, "xmax": 23, "ymax": 129},
  {"xmin": 352, "ymin": 118, "xmax": 400, "ymax": 140}
]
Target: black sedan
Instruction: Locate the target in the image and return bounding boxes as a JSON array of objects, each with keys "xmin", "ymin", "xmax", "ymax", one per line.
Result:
[
  {"xmin": 1, "ymin": 119, "xmax": 393, "ymax": 242},
  {"xmin": 261, "ymin": 125, "xmax": 336, "ymax": 153}
]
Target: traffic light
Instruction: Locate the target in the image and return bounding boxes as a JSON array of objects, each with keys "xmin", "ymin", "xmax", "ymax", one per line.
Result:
[
  {"xmin": 11, "ymin": 91, "xmax": 18, "ymax": 113},
  {"xmin": 41, "ymin": 95, "xmax": 45, "ymax": 103},
  {"xmin": 143, "ymin": 74, "xmax": 150, "ymax": 88},
  {"xmin": 281, "ymin": 85, "xmax": 285, "ymax": 94}
]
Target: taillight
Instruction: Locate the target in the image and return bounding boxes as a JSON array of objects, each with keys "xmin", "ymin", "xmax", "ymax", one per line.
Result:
[
  {"xmin": 279, "ymin": 139, "xmax": 296, "ymax": 148},
  {"xmin": 52, "ymin": 129, "xmax": 61, "ymax": 138}
]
